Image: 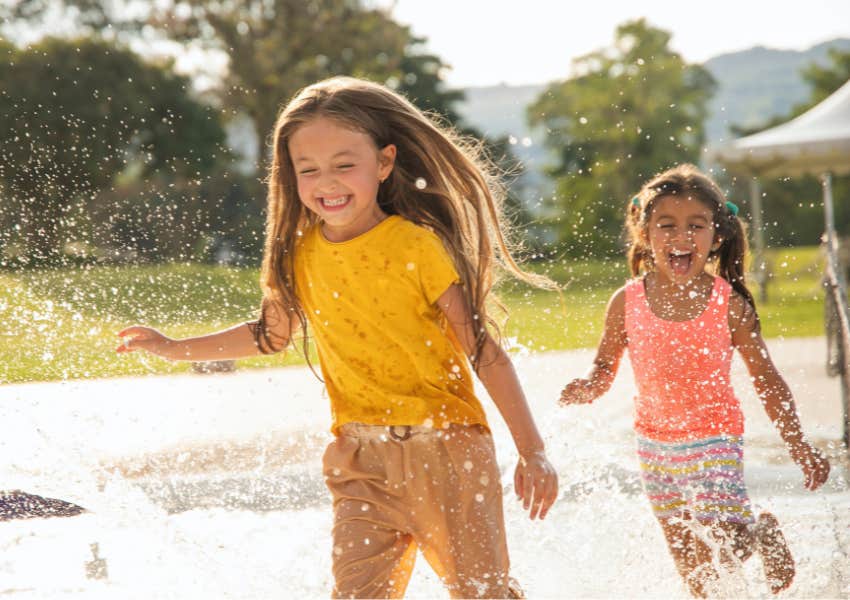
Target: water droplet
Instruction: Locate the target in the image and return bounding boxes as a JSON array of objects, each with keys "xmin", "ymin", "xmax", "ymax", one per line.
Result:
[{"xmin": 415, "ymin": 177, "xmax": 427, "ymax": 190}]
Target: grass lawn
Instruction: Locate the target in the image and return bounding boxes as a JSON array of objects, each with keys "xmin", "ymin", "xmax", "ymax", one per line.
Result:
[{"xmin": 0, "ymin": 246, "xmax": 828, "ymax": 384}]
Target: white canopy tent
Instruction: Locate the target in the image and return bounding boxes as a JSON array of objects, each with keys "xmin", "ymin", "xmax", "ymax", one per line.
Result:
[
  {"xmin": 712, "ymin": 78, "xmax": 850, "ymax": 177},
  {"xmin": 711, "ymin": 78, "xmax": 850, "ymax": 449}
]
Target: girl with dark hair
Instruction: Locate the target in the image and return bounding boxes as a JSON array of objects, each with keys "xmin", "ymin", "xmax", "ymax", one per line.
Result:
[
  {"xmin": 558, "ymin": 163, "xmax": 830, "ymax": 597},
  {"xmin": 117, "ymin": 76, "xmax": 557, "ymax": 598}
]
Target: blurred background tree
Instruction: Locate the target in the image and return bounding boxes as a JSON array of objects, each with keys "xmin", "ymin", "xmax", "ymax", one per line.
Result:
[
  {"xmin": 0, "ymin": 36, "xmax": 227, "ymax": 266},
  {"xmin": 527, "ymin": 19, "xmax": 715, "ymax": 256},
  {"xmin": 143, "ymin": 0, "xmax": 465, "ymax": 169},
  {"xmin": 0, "ymin": 0, "xmax": 469, "ymax": 170},
  {"xmin": 0, "ymin": 0, "xmax": 511, "ymax": 266},
  {"xmin": 5, "ymin": 3, "xmax": 838, "ymax": 267}
]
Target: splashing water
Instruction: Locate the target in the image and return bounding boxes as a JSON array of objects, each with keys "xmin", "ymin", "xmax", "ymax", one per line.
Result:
[{"xmin": 0, "ymin": 339, "xmax": 848, "ymax": 598}]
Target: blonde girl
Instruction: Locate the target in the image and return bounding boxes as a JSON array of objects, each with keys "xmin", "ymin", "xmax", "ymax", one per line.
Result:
[
  {"xmin": 118, "ymin": 76, "xmax": 557, "ymax": 599},
  {"xmin": 558, "ymin": 164, "xmax": 830, "ymax": 597}
]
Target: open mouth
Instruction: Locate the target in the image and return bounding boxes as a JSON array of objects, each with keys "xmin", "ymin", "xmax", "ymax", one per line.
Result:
[
  {"xmin": 668, "ymin": 249, "xmax": 693, "ymax": 276},
  {"xmin": 319, "ymin": 195, "xmax": 351, "ymax": 210}
]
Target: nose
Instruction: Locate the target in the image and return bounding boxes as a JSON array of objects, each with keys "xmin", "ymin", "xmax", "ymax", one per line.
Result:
[
  {"xmin": 665, "ymin": 230, "xmax": 684, "ymax": 247},
  {"xmin": 316, "ymin": 172, "xmax": 337, "ymax": 193},
  {"xmin": 668, "ymin": 227, "xmax": 692, "ymax": 243}
]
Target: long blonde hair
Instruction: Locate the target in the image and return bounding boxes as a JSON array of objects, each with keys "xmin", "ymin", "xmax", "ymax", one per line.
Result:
[{"xmin": 254, "ymin": 76, "xmax": 553, "ymax": 367}]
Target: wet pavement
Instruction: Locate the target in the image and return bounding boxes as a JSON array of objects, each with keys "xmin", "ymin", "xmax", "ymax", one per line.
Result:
[{"xmin": 0, "ymin": 336, "xmax": 847, "ymax": 598}]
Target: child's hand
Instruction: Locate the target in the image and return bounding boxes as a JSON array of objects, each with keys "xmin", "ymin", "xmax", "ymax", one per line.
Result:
[
  {"xmin": 790, "ymin": 441, "xmax": 830, "ymax": 491},
  {"xmin": 116, "ymin": 326, "xmax": 173, "ymax": 359},
  {"xmin": 559, "ymin": 379, "xmax": 593, "ymax": 406},
  {"xmin": 514, "ymin": 451, "xmax": 558, "ymax": 520}
]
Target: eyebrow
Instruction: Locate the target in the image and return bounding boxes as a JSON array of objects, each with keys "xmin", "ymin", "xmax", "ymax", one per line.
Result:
[
  {"xmin": 655, "ymin": 213, "xmax": 710, "ymax": 221},
  {"xmin": 293, "ymin": 150, "xmax": 356, "ymax": 164}
]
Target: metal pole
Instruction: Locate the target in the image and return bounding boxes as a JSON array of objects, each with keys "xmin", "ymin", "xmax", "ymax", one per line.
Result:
[
  {"xmin": 822, "ymin": 172, "xmax": 850, "ymax": 449},
  {"xmin": 749, "ymin": 177, "xmax": 768, "ymax": 303},
  {"xmin": 824, "ymin": 172, "xmax": 837, "ymax": 241}
]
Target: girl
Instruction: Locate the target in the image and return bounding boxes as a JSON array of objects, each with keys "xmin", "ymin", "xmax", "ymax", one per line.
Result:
[
  {"xmin": 559, "ymin": 164, "xmax": 830, "ymax": 597},
  {"xmin": 116, "ymin": 76, "xmax": 558, "ymax": 599}
]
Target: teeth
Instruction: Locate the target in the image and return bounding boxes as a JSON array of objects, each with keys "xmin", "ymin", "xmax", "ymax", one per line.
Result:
[
  {"xmin": 322, "ymin": 196, "xmax": 348, "ymax": 207},
  {"xmin": 670, "ymin": 249, "xmax": 691, "ymax": 256}
]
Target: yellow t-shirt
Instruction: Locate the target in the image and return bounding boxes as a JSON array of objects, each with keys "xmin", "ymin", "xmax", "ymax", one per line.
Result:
[{"xmin": 294, "ymin": 215, "xmax": 488, "ymax": 434}]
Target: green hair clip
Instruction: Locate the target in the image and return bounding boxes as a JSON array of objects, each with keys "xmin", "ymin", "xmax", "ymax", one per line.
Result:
[
  {"xmin": 632, "ymin": 196, "xmax": 640, "ymax": 207},
  {"xmin": 726, "ymin": 201, "xmax": 739, "ymax": 216}
]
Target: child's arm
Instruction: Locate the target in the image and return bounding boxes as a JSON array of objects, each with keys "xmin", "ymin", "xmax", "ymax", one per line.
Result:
[
  {"xmin": 437, "ymin": 284, "xmax": 558, "ymax": 521},
  {"xmin": 730, "ymin": 294, "xmax": 830, "ymax": 491},
  {"xmin": 559, "ymin": 287, "xmax": 627, "ymax": 405},
  {"xmin": 116, "ymin": 299, "xmax": 297, "ymax": 361}
]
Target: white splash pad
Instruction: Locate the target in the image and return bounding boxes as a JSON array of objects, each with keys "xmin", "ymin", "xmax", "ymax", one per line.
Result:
[{"xmin": 0, "ymin": 337, "xmax": 848, "ymax": 598}]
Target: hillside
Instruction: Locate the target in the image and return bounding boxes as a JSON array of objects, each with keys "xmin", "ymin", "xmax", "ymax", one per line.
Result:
[
  {"xmin": 704, "ymin": 38, "xmax": 850, "ymax": 141},
  {"xmin": 455, "ymin": 38, "xmax": 850, "ymax": 189}
]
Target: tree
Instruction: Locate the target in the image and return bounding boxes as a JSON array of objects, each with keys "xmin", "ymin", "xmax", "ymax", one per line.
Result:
[
  {"xmin": 800, "ymin": 47, "xmax": 850, "ymax": 106},
  {"xmin": 528, "ymin": 19, "xmax": 716, "ymax": 256},
  {"xmin": 0, "ymin": 1, "xmax": 529, "ymax": 258},
  {"xmin": 1, "ymin": 1, "xmax": 472, "ymax": 171},
  {"xmin": 0, "ymin": 36, "xmax": 227, "ymax": 265}
]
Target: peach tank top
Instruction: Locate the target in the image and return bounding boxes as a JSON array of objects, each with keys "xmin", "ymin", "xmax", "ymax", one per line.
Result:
[{"xmin": 624, "ymin": 276, "xmax": 744, "ymax": 442}]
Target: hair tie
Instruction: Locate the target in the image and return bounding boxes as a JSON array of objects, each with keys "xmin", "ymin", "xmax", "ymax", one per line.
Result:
[
  {"xmin": 725, "ymin": 201, "xmax": 739, "ymax": 216},
  {"xmin": 631, "ymin": 196, "xmax": 640, "ymax": 207}
]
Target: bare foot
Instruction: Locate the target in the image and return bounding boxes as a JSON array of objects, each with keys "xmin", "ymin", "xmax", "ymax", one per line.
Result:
[
  {"xmin": 685, "ymin": 562, "xmax": 721, "ymax": 598},
  {"xmin": 507, "ymin": 576, "xmax": 525, "ymax": 599},
  {"xmin": 755, "ymin": 512, "xmax": 795, "ymax": 594}
]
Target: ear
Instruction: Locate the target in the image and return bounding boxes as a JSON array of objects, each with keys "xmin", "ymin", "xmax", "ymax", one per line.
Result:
[
  {"xmin": 378, "ymin": 144, "xmax": 396, "ymax": 182},
  {"xmin": 711, "ymin": 236, "xmax": 723, "ymax": 252}
]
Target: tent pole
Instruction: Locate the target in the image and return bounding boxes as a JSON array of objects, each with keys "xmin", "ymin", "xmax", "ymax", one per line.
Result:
[
  {"xmin": 749, "ymin": 177, "xmax": 767, "ymax": 302},
  {"xmin": 822, "ymin": 172, "xmax": 850, "ymax": 450}
]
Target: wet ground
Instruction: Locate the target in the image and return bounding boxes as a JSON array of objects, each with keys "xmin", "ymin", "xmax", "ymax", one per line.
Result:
[{"xmin": 0, "ymin": 337, "xmax": 848, "ymax": 598}]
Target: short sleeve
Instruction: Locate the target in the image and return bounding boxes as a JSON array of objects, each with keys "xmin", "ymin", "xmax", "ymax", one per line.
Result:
[{"xmin": 416, "ymin": 230, "xmax": 460, "ymax": 305}]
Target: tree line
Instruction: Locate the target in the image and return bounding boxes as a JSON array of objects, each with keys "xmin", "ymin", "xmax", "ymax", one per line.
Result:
[{"xmin": 1, "ymin": 3, "xmax": 847, "ymax": 267}]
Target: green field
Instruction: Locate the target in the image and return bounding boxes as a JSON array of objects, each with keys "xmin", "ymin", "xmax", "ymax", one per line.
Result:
[{"xmin": 0, "ymin": 247, "xmax": 828, "ymax": 384}]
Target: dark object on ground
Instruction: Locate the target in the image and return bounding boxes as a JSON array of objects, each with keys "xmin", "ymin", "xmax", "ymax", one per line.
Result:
[
  {"xmin": 0, "ymin": 490, "xmax": 86, "ymax": 521},
  {"xmin": 191, "ymin": 360, "xmax": 237, "ymax": 374}
]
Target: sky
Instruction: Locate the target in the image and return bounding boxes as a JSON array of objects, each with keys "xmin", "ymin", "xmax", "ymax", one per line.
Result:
[{"xmin": 386, "ymin": 0, "xmax": 850, "ymax": 87}]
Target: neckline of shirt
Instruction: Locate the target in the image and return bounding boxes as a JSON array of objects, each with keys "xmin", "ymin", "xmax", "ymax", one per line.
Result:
[
  {"xmin": 317, "ymin": 214, "xmax": 401, "ymax": 246},
  {"xmin": 640, "ymin": 275, "xmax": 720, "ymax": 324}
]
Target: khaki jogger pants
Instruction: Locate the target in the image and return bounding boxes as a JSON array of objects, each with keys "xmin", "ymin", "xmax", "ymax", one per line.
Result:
[{"xmin": 322, "ymin": 423, "xmax": 512, "ymax": 599}]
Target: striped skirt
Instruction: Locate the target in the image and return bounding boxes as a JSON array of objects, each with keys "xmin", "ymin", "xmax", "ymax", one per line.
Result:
[{"xmin": 636, "ymin": 434, "xmax": 755, "ymax": 525}]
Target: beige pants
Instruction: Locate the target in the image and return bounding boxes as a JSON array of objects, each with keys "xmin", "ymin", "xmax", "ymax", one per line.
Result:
[{"xmin": 322, "ymin": 423, "xmax": 511, "ymax": 599}]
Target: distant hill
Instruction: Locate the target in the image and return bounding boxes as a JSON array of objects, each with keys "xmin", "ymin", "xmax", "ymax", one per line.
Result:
[
  {"xmin": 458, "ymin": 84, "xmax": 548, "ymax": 194},
  {"xmin": 455, "ymin": 38, "xmax": 850, "ymax": 192},
  {"xmin": 704, "ymin": 38, "xmax": 850, "ymax": 142}
]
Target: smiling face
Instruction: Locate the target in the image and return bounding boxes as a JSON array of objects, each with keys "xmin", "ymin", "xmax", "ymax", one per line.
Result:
[
  {"xmin": 645, "ymin": 194, "xmax": 720, "ymax": 285},
  {"xmin": 288, "ymin": 116, "xmax": 396, "ymax": 242}
]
